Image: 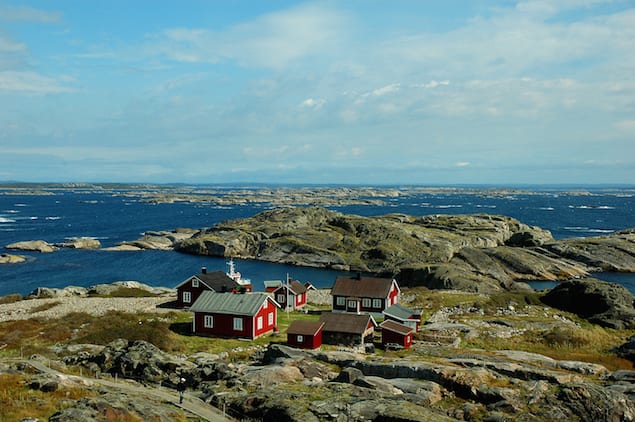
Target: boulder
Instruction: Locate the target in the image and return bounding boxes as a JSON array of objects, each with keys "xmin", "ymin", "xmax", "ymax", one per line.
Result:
[
  {"xmin": 0, "ymin": 253, "xmax": 26, "ymax": 264},
  {"xmin": 540, "ymin": 278, "xmax": 635, "ymax": 329},
  {"xmin": 28, "ymin": 285, "xmax": 88, "ymax": 298},
  {"xmin": 6, "ymin": 240, "xmax": 56, "ymax": 253},
  {"xmin": 614, "ymin": 336, "xmax": 635, "ymax": 363},
  {"xmin": 57, "ymin": 237, "xmax": 101, "ymax": 249}
]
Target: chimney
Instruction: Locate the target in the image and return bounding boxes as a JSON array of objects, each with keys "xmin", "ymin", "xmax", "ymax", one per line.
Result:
[{"xmin": 201, "ymin": 267, "xmax": 207, "ymax": 274}]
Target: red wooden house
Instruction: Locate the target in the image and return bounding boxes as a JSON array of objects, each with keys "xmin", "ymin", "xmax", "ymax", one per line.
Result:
[
  {"xmin": 382, "ymin": 303, "xmax": 422, "ymax": 331},
  {"xmin": 331, "ymin": 275, "xmax": 400, "ymax": 314},
  {"xmin": 174, "ymin": 267, "xmax": 240, "ymax": 308},
  {"xmin": 273, "ymin": 279, "xmax": 308, "ymax": 311},
  {"xmin": 190, "ymin": 292, "xmax": 278, "ymax": 340},
  {"xmin": 319, "ymin": 312, "xmax": 377, "ymax": 346},
  {"xmin": 379, "ymin": 319, "xmax": 414, "ymax": 349},
  {"xmin": 287, "ymin": 320, "xmax": 324, "ymax": 349}
]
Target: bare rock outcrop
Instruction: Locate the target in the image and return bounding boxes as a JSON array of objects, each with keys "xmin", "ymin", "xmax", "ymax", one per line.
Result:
[
  {"xmin": 173, "ymin": 206, "xmax": 634, "ymax": 293},
  {"xmin": 540, "ymin": 278, "xmax": 635, "ymax": 329},
  {"xmin": 6, "ymin": 239, "xmax": 57, "ymax": 253},
  {"xmin": 0, "ymin": 253, "xmax": 26, "ymax": 264}
]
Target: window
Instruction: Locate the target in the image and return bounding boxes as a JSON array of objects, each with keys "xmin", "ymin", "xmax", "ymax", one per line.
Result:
[
  {"xmin": 372, "ymin": 299, "xmax": 382, "ymax": 309},
  {"xmin": 263, "ymin": 300, "xmax": 267, "ymax": 309},
  {"xmin": 257, "ymin": 316, "xmax": 263, "ymax": 330},
  {"xmin": 182, "ymin": 291, "xmax": 191, "ymax": 303},
  {"xmin": 233, "ymin": 317, "xmax": 243, "ymax": 331},
  {"xmin": 336, "ymin": 296, "xmax": 345, "ymax": 306},
  {"xmin": 297, "ymin": 335, "xmax": 304, "ymax": 342},
  {"xmin": 204, "ymin": 315, "xmax": 213, "ymax": 328},
  {"xmin": 347, "ymin": 300, "xmax": 357, "ymax": 309},
  {"xmin": 277, "ymin": 294, "xmax": 286, "ymax": 303},
  {"xmin": 192, "ymin": 279, "xmax": 199, "ymax": 288},
  {"xmin": 362, "ymin": 298, "xmax": 371, "ymax": 308},
  {"xmin": 268, "ymin": 312, "xmax": 274, "ymax": 326}
]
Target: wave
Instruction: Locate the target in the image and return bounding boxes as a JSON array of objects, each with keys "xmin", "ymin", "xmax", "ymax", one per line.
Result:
[
  {"xmin": 568, "ymin": 205, "xmax": 616, "ymax": 210},
  {"xmin": 45, "ymin": 216, "xmax": 61, "ymax": 220},
  {"xmin": 475, "ymin": 205, "xmax": 497, "ymax": 208},
  {"xmin": 563, "ymin": 226, "xmax": 614, "ymax": 234},
  {"xmin": 14, "ymin": 203, "xmax": 27, "ymax": 207},
  {"xmin": 3, "ymin": 210, "xmax": 19, "ymax": 213},
  {"xmin": 538, "ymin": 207, "xmax": 555, "ymax": 211},
  {"xmin": 0, "ymin": 217, "xmax": 16, "ymax": 223},
  {"xmin": 434, "ymin": 205, "xmax": 463, "ymax": 209}
]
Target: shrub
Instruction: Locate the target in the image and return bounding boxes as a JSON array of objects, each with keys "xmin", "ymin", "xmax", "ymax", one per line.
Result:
[{"xmin": 0, "ymin": 293, "xmax": 22, "ymax": 305}]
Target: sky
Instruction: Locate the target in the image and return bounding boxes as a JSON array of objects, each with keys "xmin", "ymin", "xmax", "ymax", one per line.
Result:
[{"xmin": 0, "ymin": 1, "xmax": 634, "ymax": 185}]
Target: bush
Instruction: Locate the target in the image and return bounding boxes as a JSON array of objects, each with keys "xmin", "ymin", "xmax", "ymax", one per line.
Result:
[{"xmin": 0, "ymin": 294, "xmax": 22, "ymax": 305}]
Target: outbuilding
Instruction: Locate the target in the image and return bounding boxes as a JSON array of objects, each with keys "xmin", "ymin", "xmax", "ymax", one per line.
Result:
[
  {"xmin": 287, "ymin": 320, "xmax": 324, "ymax": 349},
  {"xmin": 273, "ymin": 279, "xmax": 308, "ymax": 311},
  {"xmin": 382, "ymin": 303, "xmax": 422, "ymax": 331},
  {"xmin": 380, "ymin": 319, "xmax": 415, "ymax": 349},
  {"xmin": 319, "ymin": 312, "xmax": 376, "ymax": 346}
]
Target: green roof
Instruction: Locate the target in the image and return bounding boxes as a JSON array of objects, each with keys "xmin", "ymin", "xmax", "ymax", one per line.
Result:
[
  {"xmin": 190, "ymin": 291, "xmax": 271, "ymax": 316},
  {"xmin": 383, "ymin": 303, "xmax": 420, "ymax": 321}
]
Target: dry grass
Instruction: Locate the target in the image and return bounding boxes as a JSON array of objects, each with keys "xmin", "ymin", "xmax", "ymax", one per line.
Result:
[
  {"xmin": 0, "ymin": 294, "xmax": 23, "ymax": 305},
  {"xmin": 0, "ymin": 373, "xmax": 95, "ymax": 421}
]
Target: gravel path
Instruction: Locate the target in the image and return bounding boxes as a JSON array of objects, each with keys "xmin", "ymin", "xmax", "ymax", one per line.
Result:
[{"xmin": 0, "ymin": 295, "xmax": 177, "ymax": 322}]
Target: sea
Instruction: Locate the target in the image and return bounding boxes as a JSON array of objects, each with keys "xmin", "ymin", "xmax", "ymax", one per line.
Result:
[{"xmin": 0, "ymin": 186, "xmax": 634, "ymax": 297}]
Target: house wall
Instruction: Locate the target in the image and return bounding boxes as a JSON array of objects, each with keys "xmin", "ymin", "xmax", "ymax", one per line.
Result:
[
  {"xmin": 253, "ymin": 300, "xmax": 277, "ymax": 338},
  {"xmin": 382, "ymin": 329, "xmax": 413, "ymax": 349},
  {"xmin": 176, "ymin": 278, "xmax": 211, "ymax": 308},
  {"xmin": 288, "ymin": 329, "xmax": 322, "ymax": 349},
  {"xmin": 295, "ymin": 292, "xmax": 306, "ymax": 307},
  {"xmin": 193, "ymin": 312, "xmax": 252, "ymax": 338},
  {"xmin": 388, "ymin": 281, "xmax": 399, "ymax": 306},
  {"xmin": 385, "ymin": 315, "xmax": 419, "ymax": 331}
]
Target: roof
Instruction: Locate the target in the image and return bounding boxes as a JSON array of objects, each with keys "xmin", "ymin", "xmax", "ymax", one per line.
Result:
[
  {"xmin": 331, "ymin": 276, "xmax": 397, "ymax": 299},
  {"xmin": 190, "ymin": 291, "xmax": 273, "ymax": 316},
  {"xmin": 383, "ymin": 303, "xmax": 421, "ymax": 321},
  {"xmin": 176, "ymin": 270, "xmax": 240, "ymax": 292},
  {"xmin": 380, "ymin": 319, "xmax": 415, "ymax": 335},
  {"xmin": 319, "ymin": 312, "xmax": 376, "ymax": 334},
  {"xmin": 287, "ymin": 320, "xmax": 324, "ymax": 336},
  {"xmin": 274, "ymin": 280, "xmax": 307, "ymax": 295}
]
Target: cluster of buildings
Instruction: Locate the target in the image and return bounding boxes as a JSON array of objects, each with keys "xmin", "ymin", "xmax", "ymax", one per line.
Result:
[{"xmin": 174, "ymin": 260, "xmax": 422, "ymax": 351}]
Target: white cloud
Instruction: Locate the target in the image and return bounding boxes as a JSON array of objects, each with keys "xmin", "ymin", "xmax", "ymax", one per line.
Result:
[
  {"xmin": 0, "ymin": 71, "xmax": 73, "ymax": 93},
  {"xmin": 455, "ymin": 162, "xmax": 471, "ymax": 167},
  {"xmin": 0, "ymin": 36, "xmax": 26, "ymax": 53},
  {"xmin": 0, "ymin": 5, "xmax": 61, "ymax": 23},
  {"xmin": 301, "ymin": 98, "xmax": 326, "ymax": 109}
]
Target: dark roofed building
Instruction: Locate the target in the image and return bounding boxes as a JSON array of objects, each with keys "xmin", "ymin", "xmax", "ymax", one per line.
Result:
[
  {"xmin": 331, "ymin": 275, "xmax": 400, "ymax": 314},
  {"xmin": 175, "ymin": 267, "xmax": 241, "ymax": 308},
  {"xmin": 273, "ymin": 279, "xmax": 308, "ymax": 310},
  {"xmin": 319, "ymin": 312, "xmax": 376, "ymax": 346},
  {"xmin": 287, "ymin": 320, "xmax": 324, "ymax": 349},
  {"xmin": 380, "ymin": 319, "xmax": 415, "ymax": 349}
]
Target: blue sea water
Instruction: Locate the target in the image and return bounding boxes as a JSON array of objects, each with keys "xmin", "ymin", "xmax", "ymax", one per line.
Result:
[{"xmin": 0, "ymin": 187, "xmax": 633, "ymax": 296}]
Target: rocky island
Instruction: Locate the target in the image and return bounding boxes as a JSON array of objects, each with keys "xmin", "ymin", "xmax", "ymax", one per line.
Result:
[{"xmin": 169, "ymin": 207, "xmax": 635, "ymax": 293}]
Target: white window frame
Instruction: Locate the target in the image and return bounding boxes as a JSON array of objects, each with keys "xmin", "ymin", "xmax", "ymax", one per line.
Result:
[
  {"xmin": 347, "ymin": 300, "xmax": 357, "ymax": 309},
  {"xmin": 372, "ymin": 298, "xmax": 382, "ymax": 308},
  {"xmin": 263, "ymin": 300, "xmax": 267, "ymax": 309},
  {"xmin": 336, "ymin": 296, "xmax": 345, "ymax": 306},
  {"xmin": 362, "ymin": 298, "xmax": 371, "ymax": 308},
  {"xmin": 192, "ymin": 279, "xmax": 199, "ymax": 288},
  {"xmin": 277, "ymin": 294, "xmax": 286, "ymax": 304},
  {"xmin": 257, "ymin": 316, "xmax": 263, "ymax": 330},
  {"xmin": 233, "ymin": 317, "xmax": 243, "ymax": 331},
  {"xmin": 297, "ymin": 335, "xmax": 304, "ymax": 342},
  {"xmin": 204, "ymin": 315, "xmax": 214, "ymax": 328},
  {"xmin": 183, "ymin": 291, "xmax": 191, "ymax": 303},
  {"xmin": 268, "ymin": 312, "xmax": 274, "ymax": 326}
]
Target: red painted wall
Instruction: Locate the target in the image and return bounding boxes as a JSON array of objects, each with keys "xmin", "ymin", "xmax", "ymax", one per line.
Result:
[
  {"xmin": 176, "ymin": 278, "xmax": 210, "ymax": 308},
  {"xmin": 253, "ymin": 299, "xmax": 277, "ymax": 338},
  {"xmin": 388, "ymin": 281, "xmax": 399, "ymax": 306},
  {"xmin": 287, "ymin": 329, "xmax": 322, "ymax": 349},
  {"xmin": 382, "ymin": 329, "xmax": 413, "ymax": 349}
]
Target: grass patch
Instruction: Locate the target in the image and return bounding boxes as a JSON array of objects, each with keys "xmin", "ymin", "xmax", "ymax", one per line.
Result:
[
  {"xmin": 0, "ymin": 373, "xmax": 95, "ymax": 421},
  {"xmin": 0, "ymin": 294, "xmax": 23, "ymax": 305},
  {"xmin": 28, "ymin": 301, "xmax": 61, "ymax": 314}
]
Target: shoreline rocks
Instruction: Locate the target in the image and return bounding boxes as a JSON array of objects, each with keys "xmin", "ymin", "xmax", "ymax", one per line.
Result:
[{"xmin": 0, "ymin": 253, "xmax": 26, "ymax": 264}]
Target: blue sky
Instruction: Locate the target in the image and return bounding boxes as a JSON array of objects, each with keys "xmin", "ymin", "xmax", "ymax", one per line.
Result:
[{"xmin": 0, "ymin": 0, "xmax": 634, "ymax": 185}]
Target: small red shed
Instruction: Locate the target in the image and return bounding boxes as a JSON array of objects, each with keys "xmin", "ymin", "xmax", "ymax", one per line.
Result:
[
  {"xmin": 380, "ymin": 319, "xmax": 415, "ymax": 349},
  {"xmin": 287, "ymin": 320, "xmax": 324, "ymax": 350},
  {"xmin": 383, "ymin": 303, "xmax": 422, "ymax": 331}
]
